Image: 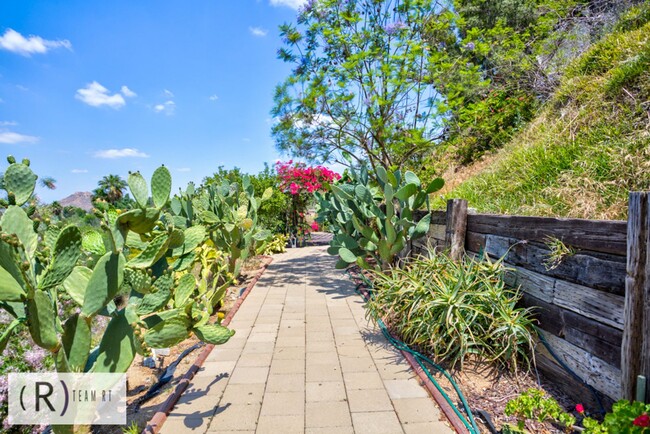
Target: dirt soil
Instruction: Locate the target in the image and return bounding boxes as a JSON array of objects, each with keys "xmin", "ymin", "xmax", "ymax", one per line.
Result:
[
  {"xmin": 93, "ymin": 257, "xmax": 270, "ymax": 434},
  {"xmin": 348, "ymin": 267, "xmax": 575, "ymax": 434},
  {"xmin": 433, "ymin": 360, "xmax": 573, "ymax": 433}
]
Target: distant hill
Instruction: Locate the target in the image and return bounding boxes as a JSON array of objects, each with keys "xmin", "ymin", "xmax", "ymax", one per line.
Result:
[{"xmin": 59, "ymin": 191, "xmax": 94, "ymax": 212}]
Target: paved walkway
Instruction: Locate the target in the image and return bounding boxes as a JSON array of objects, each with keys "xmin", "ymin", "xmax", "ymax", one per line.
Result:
[{"xmin": 161, "ymin": 246, "xmax": 453, "ymax": 434}]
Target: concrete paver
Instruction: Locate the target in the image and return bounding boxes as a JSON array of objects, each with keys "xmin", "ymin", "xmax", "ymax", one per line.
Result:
[{"xmin": 161, "ymin": 246, "xmax": 453, "ymax": 434}]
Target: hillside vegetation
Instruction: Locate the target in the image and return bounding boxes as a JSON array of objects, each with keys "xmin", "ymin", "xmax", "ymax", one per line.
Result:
[{"xmin": 435, "ymin": 5, "xmax": 650, "ymax": 220}]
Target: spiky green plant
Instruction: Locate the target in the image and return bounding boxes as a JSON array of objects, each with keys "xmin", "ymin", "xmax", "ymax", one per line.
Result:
[
  {"xmin": 366, "ymin": 249, "xmax": 536, "ymax": 371},
  {"xmin": 0, "ymin": 157, "xmax": 234, "ymax": 433},
  {"xmin": 190, "ymin": 175, "xmax": 273, "ymax": 276},
  {"xmin": 317, "ymin": 165, "xmax": 444, "ymax": 270}
]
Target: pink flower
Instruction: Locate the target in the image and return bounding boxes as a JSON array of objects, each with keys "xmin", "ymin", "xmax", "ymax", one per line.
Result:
[
  {"xmin": 289, "ymin": 182, "xmax": 300, "ymax": 195},
  {"xmin": 575, "ymin": 404, "xmax": 584, "ymax": 414},
  {"xmin": 634, "ymin": 414, "xmax": 650, "ymax": 427},
  {"xmin": 311, "ymin": 221, "xmax": 320, "ymax": 231}
]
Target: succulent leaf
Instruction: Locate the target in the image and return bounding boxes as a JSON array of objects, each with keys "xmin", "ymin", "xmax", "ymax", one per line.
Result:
[
  {"xmin": 27, "ymin": 290, "xmax": 59, "ymax": 351},
  {"xmin": 62, "ymin": 314, "xmax": 91, "ymax": 372},
  {"xmin": 92, "ymin": 311, "xmax": 136, "ymax": 373},
  {"xmin": 128, "ymin": 171, "xmax": 149, "ymax": 208},
  {"xmin": 4, "ymin": 162, "xmax": 37, "ymax": 206},
  {"xmin": 151, "ymin": 166, "xmax": 172, "ymax": 209},
  {"xmin": 39, "ymin": 225, "xmax": 82, "ymax": 291},
  {"xmin": 81, "ymin": 252, "xmax": 125, "ymax": 317},
  {"xmin": 192, "ymin": 324, "xmax": 234, "ymax": 345}
]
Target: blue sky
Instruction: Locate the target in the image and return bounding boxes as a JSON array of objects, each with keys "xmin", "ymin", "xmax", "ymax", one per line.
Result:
[{"xmin": 0, "ymin": 0, "xmax": 307, "ymax": 203}]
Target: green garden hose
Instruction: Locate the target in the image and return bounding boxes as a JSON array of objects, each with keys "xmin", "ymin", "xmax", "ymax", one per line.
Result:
[{"xmin": 346, "ymin": 269, "xmax": 482, "ymax": 434}]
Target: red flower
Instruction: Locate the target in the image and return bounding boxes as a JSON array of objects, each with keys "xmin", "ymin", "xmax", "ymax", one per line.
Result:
[
  {"xmin": 575, "ymin": 404, "xmax": 585, "ymax": 414},
  {"xmin": 634, "ymin": 414, "xmax": 650, "ymax": 427},
  {"xmin": 311, "ymin": 221, "xmax": 319, "ymax": 231}
]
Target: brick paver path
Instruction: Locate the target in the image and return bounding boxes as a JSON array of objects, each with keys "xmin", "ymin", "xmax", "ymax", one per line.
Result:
[{"xmin": 161, "ymin": 245, "xmax": 453, "ymax": 434}]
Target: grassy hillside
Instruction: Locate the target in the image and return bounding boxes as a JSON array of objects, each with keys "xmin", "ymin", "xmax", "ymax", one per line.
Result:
[{"xmin": 435, "ymin": 6, "xmax": 650, "ymax": 221}]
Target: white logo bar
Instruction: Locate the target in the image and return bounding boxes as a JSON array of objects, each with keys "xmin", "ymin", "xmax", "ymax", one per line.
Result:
[{"xmin": 8, "ymin": 373, "xmax": 127, "ymax": 425}]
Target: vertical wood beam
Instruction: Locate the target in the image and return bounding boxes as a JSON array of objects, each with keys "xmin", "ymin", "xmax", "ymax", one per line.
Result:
[
  {"xmin": 445, "ymin": 199, "xmax": 468, "ymax": 261},
  {"xmin": 622, "ymin": 192, "xmax": 650, "ymax": 402}
]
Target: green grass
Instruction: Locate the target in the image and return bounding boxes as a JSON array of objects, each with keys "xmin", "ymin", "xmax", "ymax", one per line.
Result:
[{"xmin": 434, "ymin": 14, "xmax": 650, "ymax": 220}]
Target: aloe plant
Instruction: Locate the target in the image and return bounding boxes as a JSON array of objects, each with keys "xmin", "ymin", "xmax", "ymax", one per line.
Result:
[
  {"xmin": 317, "ymin": 165, "xmax": 444, "ymax": 270},
  {"xmin": 0, "ymin": 156, "xmax": 234, "ymax": 396}
]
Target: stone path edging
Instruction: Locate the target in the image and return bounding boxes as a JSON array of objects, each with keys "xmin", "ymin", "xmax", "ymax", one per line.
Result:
[{"xmin": 143, "ymin": 256, "xmax": 274, "ymax": 434}]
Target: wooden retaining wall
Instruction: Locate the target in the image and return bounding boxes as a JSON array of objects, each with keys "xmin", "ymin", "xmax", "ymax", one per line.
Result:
[{"xmin": 411, "ymin": 194, "xmax": 650, "ymax": 407}]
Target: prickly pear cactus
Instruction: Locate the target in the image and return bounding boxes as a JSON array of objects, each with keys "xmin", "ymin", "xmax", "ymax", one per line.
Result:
[
  {"xmin": 0, "ymin": 157, "xmax": 235, "ymax": 407},
  {"xmin": 318, "ymin": 165, "xmax": 444, "ymax": 270},
  {"xmin": 186, "ymin": 175, "xmax": 272, "ymax": 276}
]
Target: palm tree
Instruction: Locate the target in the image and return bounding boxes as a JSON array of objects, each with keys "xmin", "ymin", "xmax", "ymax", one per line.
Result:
[
  {"xmin": 39, "ymin": 177, "xmax": 57, "ymax": 190},
  {"xmin": 93, "ymin": 174, "xmax": 128, "ymax": 205}
]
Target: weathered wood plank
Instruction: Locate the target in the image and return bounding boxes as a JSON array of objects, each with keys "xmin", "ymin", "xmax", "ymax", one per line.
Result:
[
  {"xmin": 505, "ymin": 265, "xmax": 556, "ymax": 303},
  {"xmin": 535, "ymin": 352, "xmax": 614, "ymax": 412},
  {"xmin": 483, "ymin": 234, "xmax": 625, "ymax": 295},
  {"xmin": 553, "ymin": 280, "xmax": 625, "ymax": 330},
  {"xmin": 621, "ymin": 192, "xmax": 650, "ymax": 402},
  {"xmin": 467, "ymin": 213, "xmax": 626, "ymax": 256},
  {"xmin": 537, "ymin": 330, "xmax": 621, "ymax": 400},
  {"xmin": 445, "ymin": 199, "xmax": 468, "ymax": 261},
  {"xmin": 414, "ymin": 210, "xmax": 446, "ymax": 226},
  {"xmin": 521, "ymin": 293, "xmax": 623, "ymax": 368}
]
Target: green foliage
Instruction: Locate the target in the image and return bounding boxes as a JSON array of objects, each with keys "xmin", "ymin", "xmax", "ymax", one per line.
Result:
[
  {"xmin": 583, "ymin": 400, "xmax": 650, "ymax": 433},
  {"xmin": 317, "ymin": 164, "xmax": 443, "ymax": 270},
  {"xmin": 0, "ymin": 156, "xmax": 234, "ymax": 406},
  {"xmin": 438, "ymin": 17, "xmax": 650, "ymax": 220},
  {"xmin": 504, "ymin": 392, "xmax": 650, "ymax": 433},
  {"xmin": 272, "ymin": 0, "xmax": 443, "ymax": 170},
  {"xmin": 203, "ymin": 164, "xmax": 289, "ymax": 233},
  {"xmin": 173, "ymin": 174, "xmax": 272, "ymax": 276},
  {"xmin": 256, "ymin": 233, "xmax": 288, "ymax": 256},
  {"xmin": 366, "ymin": 250, "xmax": 536, "ymax": 370},
  {"xmin": 503, "ymin": 388, "xmax": 576, "ymax": 432},
  {"xmin": 92, "ymin": 174, "xmax": 128, "ymax": 205}
]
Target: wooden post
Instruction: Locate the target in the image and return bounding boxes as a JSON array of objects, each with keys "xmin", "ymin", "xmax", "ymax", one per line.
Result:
[
  {"xmin": 445, "ymin": 199, "xmax": 468, "ymax": 261},
  {"xmin": 622, "ymin": 192, "xmax": 650, "ymax": 402}
]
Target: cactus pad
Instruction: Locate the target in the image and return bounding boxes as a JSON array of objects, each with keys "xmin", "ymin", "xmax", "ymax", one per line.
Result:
[
  {"xmin": 3, "ymin": 162, "xmax": 37, "ymax": 206},
  {"xmin": 151, "ymin": 166, "xmax": 172, "ymax": 209},
  {"xmin": 192, "ymin": 324, "xmax": 234, "ymax": 345}
]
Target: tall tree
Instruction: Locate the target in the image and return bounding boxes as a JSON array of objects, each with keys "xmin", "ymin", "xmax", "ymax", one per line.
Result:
[
  {"xmin": 272, "ymin": 0, "xmax": 443, "ymax": 172},
  {"xmin": 93, "ymin": 174, "xmax": 128, "ymax": 205}
]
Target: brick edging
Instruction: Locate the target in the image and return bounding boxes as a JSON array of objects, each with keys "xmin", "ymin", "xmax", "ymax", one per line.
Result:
[
  {"xmin": 142, "ymin": 255, "xmax": 274, "ymax": 434},
  {"xmin": 356, "ymin": 286, "xmax": 470, "ymax": 434}
]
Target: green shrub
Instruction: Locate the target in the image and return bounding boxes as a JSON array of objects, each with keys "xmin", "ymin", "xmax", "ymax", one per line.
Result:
[{"xmin": 366, "ymin": 250, "xmax": 536, "ymax": 371}]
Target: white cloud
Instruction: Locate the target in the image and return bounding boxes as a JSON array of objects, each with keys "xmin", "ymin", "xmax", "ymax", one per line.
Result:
[
  {"xmin": 176, "ymin": 167, "xmax": 191, "ymax": 172},
  {"xmin": 163, "ymin": 89, "xmax": 174, "ymax": 98},
  {"xmin": 209, "ymin": 94, "xmax": 219, "ymax": 101},
  {"xmin": 0, "ymin": 29, "xmax": 71, "ymax": 56},
  {"xmin": 120, "ymin": 86, "xmax": 137, "ymax": 98},
  {"xmin": 0, "ymin": 130, "xmax": 39, "ymax": 144},
  {"xmin": 249, "ymin": 27, "xmax": 268, "ymax": 37},
  {"xmin": 94, "ymin": 148, "xmax": 149, "ymax": 159},
  {"xmin": 153, "ymin": 100, "xmax": 175, "ymax": 115},
  {"xmin": 75, "ymin": 82, "xmax": 126, "ymax": 109},
  {"xmin": 269, "ymin": 0, "xmax": 307, "ymax": 9},
  {"xmin": 0, "ymin": 121, "xmax": 17, "ymax": 126},
  {"xmin": 71, "ymin": 169, "xmax": 88, "ymax": 173},
  {"xmin": 15, "ymin": 85, "xmax": 28, "ymax": 91}
]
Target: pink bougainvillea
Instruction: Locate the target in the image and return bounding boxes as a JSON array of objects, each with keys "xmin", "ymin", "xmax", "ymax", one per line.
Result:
[
  {"xmin": 275, "ymin": 161, "xmax": 339, "ymax": 241},
  {"xmin": 276, "ymin": 160, "xmax": 340, "ymax": 195}
]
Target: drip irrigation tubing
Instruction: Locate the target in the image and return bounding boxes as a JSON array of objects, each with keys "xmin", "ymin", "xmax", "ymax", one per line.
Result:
[{"xmin": 346, "ymin": 268, "xmax": 482, "ymax": 434}]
